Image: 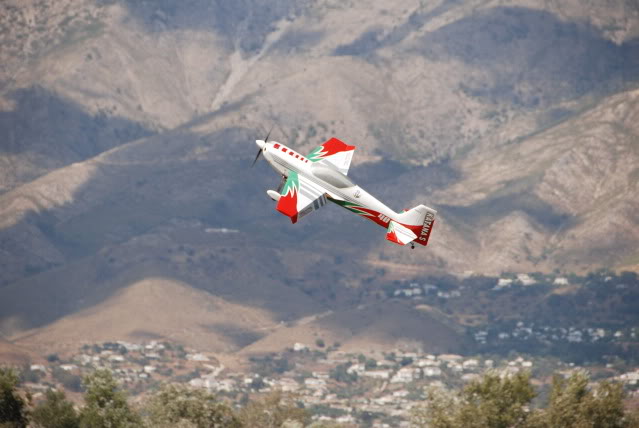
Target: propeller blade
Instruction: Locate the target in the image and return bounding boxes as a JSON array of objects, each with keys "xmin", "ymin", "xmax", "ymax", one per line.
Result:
[
  {"xmin": 264, "ymin": 125, "xmax": 274, "ymax": 143},
  {"xmin": 251, "ymin": 148, "xmax": 262, "ymax": 167},
  {"xmin": 252, "ymin": 125, "xmax": 273, "ymax": 167}
]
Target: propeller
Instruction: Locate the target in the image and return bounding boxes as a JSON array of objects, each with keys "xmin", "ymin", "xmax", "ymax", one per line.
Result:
[{"xmin": 251, "ymin": 125, "xmax": 274, "ymax": 168}]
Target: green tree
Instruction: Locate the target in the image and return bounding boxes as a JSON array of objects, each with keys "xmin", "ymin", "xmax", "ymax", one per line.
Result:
[
  {"xmin": 237, "ymin": 391, "xmax": 308, "ymax": 428},
  {"xmin": 329, "ymin": 364, "xmax": 357, "ymax": 384},
  {"xmin": 144, "ymin": 383, "xmax": 239, "ymax": 428},
  {"xmin": 413, "ymin": 370, "xmax": 639, "ymax": 428},
  {"xmin": 0, "ymin": 367, "xmax": 28, "ymax": 428},
  {"xmin": 31, "ymin": 389, "xmax": 79, "ymax": 428},
  {"xmin": 364, "ymin": 358, "xmax": 377, "ymax": 370},
  {"xmin": 78, "ymin": 369, "xmax": 140, "ymax": 428},
  {"xmin": 412, "ymin": 371, "xmax": 536, "ymax": 428},
  {"xmin": 528, "ymin": 371, "xmax": 638, "ymax": 428}
]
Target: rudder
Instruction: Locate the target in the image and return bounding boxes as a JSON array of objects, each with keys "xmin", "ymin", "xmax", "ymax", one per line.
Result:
[{"xmin": 395, "ymin": 205, "xmax": 436, "ymax": 246}]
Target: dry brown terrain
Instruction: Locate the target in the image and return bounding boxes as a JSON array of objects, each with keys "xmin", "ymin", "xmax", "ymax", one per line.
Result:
[
  {"xmin": 1, "ymin": 0, "xmax": 638, "ymax": 358},
  {"xmin": 0, "ymin": 336, "xmax": 39, "ymax": 365}
]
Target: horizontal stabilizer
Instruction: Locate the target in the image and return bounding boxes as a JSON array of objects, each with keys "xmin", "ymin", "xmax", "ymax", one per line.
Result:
[{"xmin": 386, "ymin": 220, "xmax": 417, "ymax": 246}]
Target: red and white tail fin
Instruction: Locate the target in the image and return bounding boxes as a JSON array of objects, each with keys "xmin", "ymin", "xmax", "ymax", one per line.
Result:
[
  {"xmin": 306, "ymin": 138, "xmax": 356, "ymax": 175},
  {"xmin": 395, "ymin": 205, "xmax": 436, "ymax": 246}
]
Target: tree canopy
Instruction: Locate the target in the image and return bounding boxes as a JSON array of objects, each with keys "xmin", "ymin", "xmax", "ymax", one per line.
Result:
[
  {"xmin": 412, "ymin": 370, "xmax": 639, "ymax": 428},
  {"xmin": 0, "ymin": 367, "xmax": 29, "ymax": 428}
]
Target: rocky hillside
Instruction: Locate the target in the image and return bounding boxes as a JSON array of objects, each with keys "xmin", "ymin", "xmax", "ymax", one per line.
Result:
[{"xmin": 1, "ymin": 0, "xmax": 638, "ymax": 353}]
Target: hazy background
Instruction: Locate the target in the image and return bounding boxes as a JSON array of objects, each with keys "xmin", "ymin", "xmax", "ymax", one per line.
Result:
[{"xmin": 1, "ymin": 0, "xmax": 639, "ymax": 360}]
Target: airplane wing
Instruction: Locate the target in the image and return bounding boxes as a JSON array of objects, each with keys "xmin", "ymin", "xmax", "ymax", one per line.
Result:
[
  {"xmin": 276, "ymin": 171, "xmax": 328, "ymax": 224},
  {"xmin": 307, "ymin": 138, "xmax": 356, "ymax": 175}
]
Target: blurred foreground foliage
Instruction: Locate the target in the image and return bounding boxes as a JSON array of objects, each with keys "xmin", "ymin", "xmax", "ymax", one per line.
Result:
[
  {"xmin": 2, "ymin": 366, "xmax": 638, "ymax": 427},
  {"xmin": 0, "ymin": 368, "xmax": 313, "ymax": 428},
  {"xmin": 412, "ymin": 370, "xmax": 639, "ymax": 428}
]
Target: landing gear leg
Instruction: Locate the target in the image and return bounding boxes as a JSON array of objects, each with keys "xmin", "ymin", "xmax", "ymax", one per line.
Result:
[
  {"xmin": 410, "ymin": 243, "xmax": 415, "ymax": 249},
  {"xmin": 276, "ymin": 175, "xmax": 286, "ymax": 193}
]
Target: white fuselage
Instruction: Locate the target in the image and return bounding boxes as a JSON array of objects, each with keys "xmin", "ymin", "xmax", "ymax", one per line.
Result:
[{"xmin": 258, "ymin": 140, "xmax": 400, "ymax": 223}]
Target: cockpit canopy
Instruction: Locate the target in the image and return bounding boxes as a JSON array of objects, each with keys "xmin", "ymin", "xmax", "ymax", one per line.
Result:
[{"xmin": 311, "ymin": 162, "xmax": 354, "ymax": 189}]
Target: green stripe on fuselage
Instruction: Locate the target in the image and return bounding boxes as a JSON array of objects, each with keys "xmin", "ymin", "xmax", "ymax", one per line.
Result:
[{"xmin": 331, "ymin": 199, "xmax": 369, "ymax": 215}]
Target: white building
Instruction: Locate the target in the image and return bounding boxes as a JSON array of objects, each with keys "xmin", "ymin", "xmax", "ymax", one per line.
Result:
[
  {"xmin": 305, "ymin": 378, "xmax": 327, "ymax": 390},
  {"xmin": 462, "ymin": 359, "xmax": 479, "ymax": 370},
  {"xmin": 391, "ymin": 367, "xmax": 419, "ymax": 383},
  {"xmin": 517, "ymin": 274, "xmax": 536, "ymax": 286},
  {"xmin": 494, "ymin": 278, "xmax": 513, "ymax": 290},
  {"xmin": 347, "ymin": 364, "xmax": 365, "ymax": 374},
  {"xmin": 361, "ymin": 370, "xmax": 391, "ymax": 379},
  {"xmin": 277, "ymin": 377, "xmax": 299, "ymax": 392},
  {"xmin": 423, "ymin": 367, "xmax": 442, "ymax": 377},
  {"xmin": 293, "ymin": 343, "xmax": 309, "ymax": 352},
  {"xmin": 187, "ymin": 353, "xmax": 210, "ymax": 362},
  {"xmin": 416, "ymin": 359, "xmax": 440, "ymax": 367},
  {"xmin": 60, "ymin": 364, "xmax": 78, "ymax": 371},
  {"xmin": 439, "ymin": 354, "xmax": 463, "ymax": 362}
]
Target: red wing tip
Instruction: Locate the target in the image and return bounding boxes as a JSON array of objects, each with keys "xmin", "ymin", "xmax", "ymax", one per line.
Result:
[{"xmin": 323, "ymin": 137, "xmax": 356, "ymax": 152}]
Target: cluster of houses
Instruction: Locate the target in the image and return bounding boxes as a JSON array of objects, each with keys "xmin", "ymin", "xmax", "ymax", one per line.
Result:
[
  {"xmin": 19, "ymin": 338, "xmax": 639, "ymax": 426},
  {"xmin": 473, "ymin": 321, "xmax": 634, "ymax": 345},
  {"xmin": 491, "ymin": 273, "xmax": 568, "ymax": 290},
  {"xmin": 20, "ymin": 340, "xmax": 543, "ymax": 424},
  {"xmin": 392, "ymin": 282, "xmax": 461, "ymax": 299},
  {"xmin": 178, "ymin": 347, "xmax": 541, "ymax": 425},
  {"xmin": 389, "ymin": 274, "xmax": 574, "ymax": 301}
]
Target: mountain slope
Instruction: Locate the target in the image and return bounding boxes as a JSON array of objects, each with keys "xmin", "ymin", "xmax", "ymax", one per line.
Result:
[
  {"xmin": 11, "ymin": 278, "xmax": 276, "ymax": 353},
  {"xmin": 1, "ymin": 0, "xmax": 639, "ymax": 357},
  {"xmin": 392, "ymin": 88, "xmax": 639, "ymax": 274},
  {"xmin": 3, "ymin": 0, "xmax": 638, "ymax": 192}
]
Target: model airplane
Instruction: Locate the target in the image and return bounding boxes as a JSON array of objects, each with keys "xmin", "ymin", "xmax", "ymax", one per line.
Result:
[{"xmin": 252, "ymin": 136, "xmax": 436, "ymax": 248}]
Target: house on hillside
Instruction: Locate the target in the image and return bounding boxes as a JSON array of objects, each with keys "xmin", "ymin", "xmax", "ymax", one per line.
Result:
[
  {"xmin": 462, "ymin": 359, "xmax": 479, "ymax": 370},
  {"xmin": 347, "ymin": 364, "xmax": 365, "ymax": 374},
  {"xmin": 391, "ymin": 367, "xmax": 419, "ymax": 383},
  {"xmin": 305, "ymin": 378, "xmax": 327, "ymax": 390},
  {"xmin": 293, "ymin": 342, "xmax": 309, "ymax": 352},
  {"xmin": 423, "ymin": 367, "xmax": 442, "ymax": 377},
  {"xmin": 276, "ymin": 377, "xmax": 299, "ymax": 392},
  {"xmin": 517, "ymin": 274, "xmax": 536, "ymax": 286},
  {"xmin": 494, "ymin": 278, "xmax": 513, "ymax": 290},
  {"xmin": 361, "ymin": 370, "xmax": 391, "ymax": 379}
]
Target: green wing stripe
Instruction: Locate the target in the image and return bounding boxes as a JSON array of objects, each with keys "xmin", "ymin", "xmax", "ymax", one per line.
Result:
[
  {"xmin": 307, "ymin": 147, "xmax": 323, "ymax": 162},
  {"xmin": 280, "ymin": 171, "xmax": 299, "ymax": 196}
]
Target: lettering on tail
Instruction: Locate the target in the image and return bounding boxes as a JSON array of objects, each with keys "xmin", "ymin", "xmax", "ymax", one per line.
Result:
[{"xmin": 417, "ymin": 212, "xmax": 435, "ymax": 244}]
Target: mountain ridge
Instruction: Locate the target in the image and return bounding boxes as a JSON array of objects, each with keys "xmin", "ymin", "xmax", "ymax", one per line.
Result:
[{"xmin": 1, "ymin": 0, "xmax": 638, "ymax": 356}]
